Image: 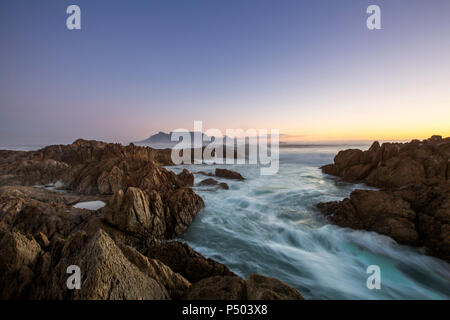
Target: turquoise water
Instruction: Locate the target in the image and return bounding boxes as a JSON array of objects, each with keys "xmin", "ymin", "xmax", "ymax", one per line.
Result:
[{"xmin": 169, "ymin": 145, "xmax": 450, "ymax": 300}]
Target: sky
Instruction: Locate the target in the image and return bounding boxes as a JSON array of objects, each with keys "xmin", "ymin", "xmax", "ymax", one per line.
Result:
[{"xmin": 1, "ymin": 0, "xmax": 449, "ymax": 145}]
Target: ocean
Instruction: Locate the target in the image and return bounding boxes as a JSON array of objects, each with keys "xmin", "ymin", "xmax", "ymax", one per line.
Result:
[
  {"xmin": 3, "ymin": 142, "xmax": 449, "ymax": 299},
  {"xmin": 168, "ymin": 144, "xmax": 450, "ymax": 299}
]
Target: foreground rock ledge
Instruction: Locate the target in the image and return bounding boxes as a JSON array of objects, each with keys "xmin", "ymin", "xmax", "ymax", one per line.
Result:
[
  {"xmin": 0, "ymin": 140, "xmax": 303, "ymax": 300},
  {"xmin": 317, "ymin": 136, "xmax": 450, "ymax": 262}
]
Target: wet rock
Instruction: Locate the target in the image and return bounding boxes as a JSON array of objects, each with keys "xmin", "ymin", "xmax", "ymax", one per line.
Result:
[
  {"xmin": 215, "ymin": 168, "xmax": 245, "ymax": 181},
  {"xmin": 198, "ymin": 178, "xmax": 229, "ymax": 190}
]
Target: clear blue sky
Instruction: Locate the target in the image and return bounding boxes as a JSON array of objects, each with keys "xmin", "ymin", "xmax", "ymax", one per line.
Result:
[{"xmin": 1, "ymin": 0, "xmax": 449, "ymax": 144}]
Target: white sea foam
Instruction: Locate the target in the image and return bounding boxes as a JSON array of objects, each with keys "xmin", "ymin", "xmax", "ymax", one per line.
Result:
[{"xmin": 169, "ymin": 145, "xmax": 450, "ymax": 299}]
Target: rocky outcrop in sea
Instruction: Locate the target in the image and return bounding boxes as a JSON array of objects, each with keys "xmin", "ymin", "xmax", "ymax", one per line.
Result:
[
  {"xmin": 0, "ymin": 139, "xmax": 303, "ymax": 300},
  {"xmin": 317, "ymin": 135, "xmax": 450, "ymax": 262}
]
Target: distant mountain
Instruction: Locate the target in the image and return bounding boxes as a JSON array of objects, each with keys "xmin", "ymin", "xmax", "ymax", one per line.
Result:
[
  {"xmin": 135, "ymin": 131, "xmax": 211, "ymax": 145},
  {"xmin": 136, "ymin": 131, "xmax": 172, "ymax": 144}
]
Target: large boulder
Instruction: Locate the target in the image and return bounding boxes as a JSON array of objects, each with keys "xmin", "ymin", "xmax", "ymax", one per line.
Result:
[
  {"xmin": 318, "ymin": 136, "xmax": 450, "ymax": 261},
  {"xmin": 34, "ymin": 230, "xmax": 170, "ymax": 300},
  {"xmin": 318, "ymin": 190, "xmax": 418, "ymax": 245}
]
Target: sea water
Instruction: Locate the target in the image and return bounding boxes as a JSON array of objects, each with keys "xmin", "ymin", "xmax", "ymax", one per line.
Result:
[{"xmin": 169, "ymin": 144, "xmax": 450, "ymax": 300}]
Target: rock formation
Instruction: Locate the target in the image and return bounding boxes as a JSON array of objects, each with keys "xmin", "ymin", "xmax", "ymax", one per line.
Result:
[
  {"xmin": 0, "ymin": 139, "xmax": 302, "ymax": 300},
  {"xmin": 318, "ymin": 136, "xmax": 450, "ymax": 261}
]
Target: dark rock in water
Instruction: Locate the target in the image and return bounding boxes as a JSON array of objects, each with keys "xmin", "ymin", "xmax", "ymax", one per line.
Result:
[
  {"xmin": 318, "ymin": 136, "xmax": 450, "ymax": 262},
  {"xmin": 198, "ymin": 178, "xmax": 229, "ymax": 190},
  {"xmin": 215, "ymin": 168, "xmax": 245, "ymax": 181},
  {"xmin": 198, "ymin": 178, "xmax": 218, "ymax": 186},
  {"xmin": 183, "ymin": 276, "xmax": 247, "ymax": 300},
  {"xmin": 196, "ymin": 171, "xmax": 214, "ymax": 177},
  {"xmin": 317, "ymin": 190, "xmax": 419, "ymax": 245},
  {"xmin": 218, "ymin": 182, "xmax": 230, "ymax": 190}
]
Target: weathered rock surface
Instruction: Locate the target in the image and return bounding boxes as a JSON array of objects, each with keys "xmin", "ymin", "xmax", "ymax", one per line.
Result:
[
  {"xmin": 0, "ymin": 139, "xmax": 177, "ymax": 194},
  {"xmin": 0, "ymin": 228, "xmax": 41, "ymax": 299},
  {"xmin": 177, "ymin": 169, "xmax": 194, "ymax": 187},
  {"xmin": 145, "ymin": 241, "xmax": 235, "ymax": 282},
  {"xmin": 318, "ymin": 136, "xmax": 450, "ymax": 261},
  {"xmin": 196, "ymin": 169, "xmax": 245, "ymax": 181},
  {"xmin": 321, "ymin": 136, "xmax": 449, "ymax": 187}
]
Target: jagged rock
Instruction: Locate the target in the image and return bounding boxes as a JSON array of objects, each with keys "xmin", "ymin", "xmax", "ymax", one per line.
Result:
[
  {"xmin": 318, "ymin": 190, "xmax": 419, "ymax": 245},
  {"xmin": 319, "ymin": 136, "xmax": 450, "ymax": 261},
  {"xmin": 103, "ymin": 187, "xmax": 166, "ymax": 238},
  {"xmin": 0, "ymin": 139, "xmax": 179, "ymax": 194},
  {"xmin": 34, "ymin": 230, "xmax": 170, "ymax": 300},
  {"xmin": 177, "ymin": 169, "xmax": 194, "ymax": 187},
  {"xmin": 0, "ymin": 228, "xmax": 42, "ymax": 299},
  {"xmin": 0, "ymin": 186, "xmax": 85, "ymax": 241},
  {"xmin": 35, "ymin": 232, "xmax": 50, "ymax": 249},
  {"xmin": 0, "ymin": 139, "xmax": 305, "ymax": 300},
  {"xmin": 118, "ymin": 243, "xmax": 191, "ymax": 299},
  {"xmin": 215, "ymin": 168, "xmax": 245, "ymax": 181},
  {"xmin": 322, "ymin": 136, "xmax": 449, "ymax": 187},
  {"xmin": 145, "ymin": 241, "xmax": 235, "ymax": 282},
  {"xmin": 183, "ymin": 274, "xmax": 304, "ymax": 300},
  {"xmin": 165, "ymin": 188, "xmax": 205, "ymax": 238},
  {"xmin": 246, "ymin": 273, "xmax": 304, "ymax": 300},
  {"xmin": 183, "ymin": 276, "xmax": 247, "ymax": 300}
]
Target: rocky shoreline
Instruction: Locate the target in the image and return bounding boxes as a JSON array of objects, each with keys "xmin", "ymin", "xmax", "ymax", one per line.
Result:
[
  {"xmin": 317, "ymin": 136, "xmax": 450, "ymax": 262},
  {"xmin": 0, "ymin": 139, "xmax": 303, "ymax": 300}
]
